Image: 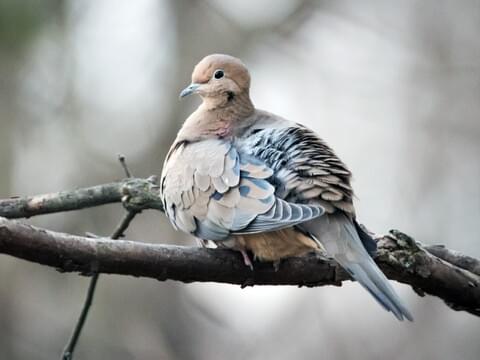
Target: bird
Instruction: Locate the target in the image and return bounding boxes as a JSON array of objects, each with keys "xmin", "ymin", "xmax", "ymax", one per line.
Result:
[{"xmin": 160, "ymin": 54, "xmax": 413, "ymax": 321}]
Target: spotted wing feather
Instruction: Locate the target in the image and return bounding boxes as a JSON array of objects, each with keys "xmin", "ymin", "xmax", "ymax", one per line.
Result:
[
  {"xmin": 160, "ymin": 138, "xmax": 324, "ymax": 241},
  {"xmin": 238, "ymin": 122, "xmax": 354, "ymax": 214}
]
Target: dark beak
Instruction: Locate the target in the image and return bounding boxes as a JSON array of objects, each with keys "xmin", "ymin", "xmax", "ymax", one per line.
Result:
[{"xmin": 179, "ymin": 83, "xmax": 200, "ymax": 98}]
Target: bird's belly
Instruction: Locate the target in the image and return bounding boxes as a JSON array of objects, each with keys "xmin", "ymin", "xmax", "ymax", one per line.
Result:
[{"xmin": 232, "ymin": 228, "xmax": 319, "ymax": 262}]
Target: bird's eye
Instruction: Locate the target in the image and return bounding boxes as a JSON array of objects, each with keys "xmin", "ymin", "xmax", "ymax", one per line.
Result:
[{"xmin": 213, "ymin": 69, "xmax": 224, "ymax": 79}]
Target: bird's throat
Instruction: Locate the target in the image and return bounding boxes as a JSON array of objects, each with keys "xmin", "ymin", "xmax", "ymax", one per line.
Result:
[
  {"xmin": 178, "ymin": 91, "xmax": 255, "ymax": 142},
  {"xmin": 203, "ymin": 90, "xmax": 253, "ymax": 114}
]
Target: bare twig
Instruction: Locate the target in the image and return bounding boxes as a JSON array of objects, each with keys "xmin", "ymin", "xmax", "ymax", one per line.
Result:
[
  {"xmin": 117, "ymin": 153, "xmax": 132, "ymax": 178},
  {"xmin": 0, "ymin": 181, "xmax": 126, "ymax": 219},
  {"xmin": 61, "ymin": 211, "xmax": 138, "ymax": 360},
  {"xmin": 0, "ymin": 177, "xmax": 163, "ymax": 219},
  {"xmin": 61, "ymin": 156, "xmax": 139, "ymax": 360},
  {"xmin": 61, "ymin": 270, "xmax": 99, "ymax": 360}
]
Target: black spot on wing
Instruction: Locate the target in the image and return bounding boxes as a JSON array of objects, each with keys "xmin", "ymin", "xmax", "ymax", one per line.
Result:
[{"xmin": 239, "ymin": 126, "xmax": 353, "ymax": 203}]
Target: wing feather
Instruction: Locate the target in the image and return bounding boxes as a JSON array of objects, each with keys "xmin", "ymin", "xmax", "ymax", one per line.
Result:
[
  {"xmin": 234, "ymin": 198, "xmax": 324, "ymax": 234},
  {"xmin": 161, "ymin": 138, "xmax": 324, "ymax": 240},
  {"xmin": 238, "ymin": 123, "xmax": 354, "ymax": 214}
]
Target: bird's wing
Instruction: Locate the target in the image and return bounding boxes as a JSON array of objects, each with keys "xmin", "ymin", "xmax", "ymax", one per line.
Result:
[
  {"xmin": 160, "ymin": 138, "xmax": 324, "ymax": 241},
  {"xmin": 238, "ymin": 113, "xmax": 354, "ymax": 214},
  {"xmin": 237, "ymin": 114, "xmax": 376, "ymax": 252}
]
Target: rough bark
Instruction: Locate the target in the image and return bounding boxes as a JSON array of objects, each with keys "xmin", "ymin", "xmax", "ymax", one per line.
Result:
[
  {"xmin": 0, "ymin": 176, "xmax": 163, "ymax": 219},
  {"xmin": 0, "ymin": 217, "xmax": 479, "ymax": 317},
  {"xmin": 1, "ymin": 180, "xmax": 479, "ymax": 317}
]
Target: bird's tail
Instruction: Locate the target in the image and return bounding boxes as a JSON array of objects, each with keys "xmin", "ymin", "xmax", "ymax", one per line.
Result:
[{"xmin": 301, "ymin": 213, "xmax": 413, "ymax": 321}]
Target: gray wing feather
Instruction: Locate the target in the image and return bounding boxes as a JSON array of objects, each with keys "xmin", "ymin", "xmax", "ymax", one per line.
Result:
[
  {"xmin": 195, "ymin": 218, "xmax": 230, "ymax": 240},
  {"xmin": 234, "ymin": 197, "xmax": 324, "ymax": 234},
  {"xmin": 237, "ymin": 123, "xmax": 354, "ymax": 214},
  {"xmin": 161, "ymin": 138, "xmax": 325, "ymax": 241}
]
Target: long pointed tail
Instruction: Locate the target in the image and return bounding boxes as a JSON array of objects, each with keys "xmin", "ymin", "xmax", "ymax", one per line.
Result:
[{"xmin": 302, "ymin": 214, "xmax": 413, "ymax": 321}]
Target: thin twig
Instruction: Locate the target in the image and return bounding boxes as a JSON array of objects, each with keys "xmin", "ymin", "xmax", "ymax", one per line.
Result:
[
  {"xmin": 117, "ymin": 153, "xmax": 132, "ymax": 178},
  {"xmin": 61, "ymin": 272, "xmax": 99, "ymax": 360},
  {"xmin": 61, "ymin": 211, "xmax": 138, "ymax": 360},
  {"xmin": 61, "ymin": 156, "xmax": 138, "ymax": 360}
]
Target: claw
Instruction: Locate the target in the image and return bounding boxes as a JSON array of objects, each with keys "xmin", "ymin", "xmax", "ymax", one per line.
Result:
[{"xmin": 240, "ymin": 249, "xmax": 254, "ymax": 271}]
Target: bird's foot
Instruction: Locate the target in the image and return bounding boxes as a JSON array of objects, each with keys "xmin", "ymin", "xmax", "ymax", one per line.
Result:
[{"xmin": 240, "ymin": 250, "xmax": 254, "ymax": 271}]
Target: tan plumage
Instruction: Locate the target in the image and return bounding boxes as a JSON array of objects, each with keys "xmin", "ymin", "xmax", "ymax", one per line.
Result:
[
  {"xmin": 235, "ymin": 229, "xmax": 319, "ymax": 262},
  {"xmin": 161, "ymin": 54, "xmax": 413, "ymax": 320}
]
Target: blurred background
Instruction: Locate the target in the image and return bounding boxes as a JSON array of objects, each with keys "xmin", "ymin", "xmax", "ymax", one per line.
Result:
[{"xmin": 1, "ymin": 0, "xmax": 479, "ymax": 359}]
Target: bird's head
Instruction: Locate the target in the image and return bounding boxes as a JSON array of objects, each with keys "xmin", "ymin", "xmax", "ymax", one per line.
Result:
[{"xmin": 180, "ymin": 54, "xmax": 251, "ymax": 104}]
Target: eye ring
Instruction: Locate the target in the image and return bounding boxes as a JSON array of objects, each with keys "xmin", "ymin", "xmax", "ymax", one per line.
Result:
[{"xmin": 213, "ymin": 69, "xmax": 224, "ymax": 79}]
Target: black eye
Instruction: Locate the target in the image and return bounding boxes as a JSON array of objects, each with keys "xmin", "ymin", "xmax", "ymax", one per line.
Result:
[{"xmin": 214, "ymin": 70, "xmax": 224, "ymax": 79}]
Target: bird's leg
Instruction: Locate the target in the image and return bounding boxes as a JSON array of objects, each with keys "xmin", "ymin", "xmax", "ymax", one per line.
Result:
[{"xmin": 240, "ymin": 249, "xmax": 254, "ymax": 271}]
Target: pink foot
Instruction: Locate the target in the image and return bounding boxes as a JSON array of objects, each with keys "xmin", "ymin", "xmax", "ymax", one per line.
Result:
[{"xmin": 240, "ymin": 250, "xmax": 254, "ymax": 271}]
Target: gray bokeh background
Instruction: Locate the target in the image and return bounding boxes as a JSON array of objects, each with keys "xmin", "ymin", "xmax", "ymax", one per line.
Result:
[{"xmin": 1, "ymin": 1, "xmax": 479, "ymax": 359}]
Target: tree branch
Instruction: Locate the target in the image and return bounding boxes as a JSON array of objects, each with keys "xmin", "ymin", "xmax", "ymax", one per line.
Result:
[
  {"xmin": 0, "ymin": 176, "xmax": 163, "ymax": 219},
  {"xmin": 1, "ymin": 217, "xmax": 479, "ymax": 317},
  {"xmin": 424, "ymin": 244, "xmax": 480, "ymax": 276}
]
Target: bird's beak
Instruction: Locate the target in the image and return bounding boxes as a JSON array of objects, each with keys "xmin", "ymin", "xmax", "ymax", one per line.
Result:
[{"xmin": 179, "ymin": 83, "xmax": 201, "ymax": 98}]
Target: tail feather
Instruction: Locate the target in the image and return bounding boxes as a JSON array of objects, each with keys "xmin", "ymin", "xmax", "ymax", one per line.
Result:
[
  {"xmin": 342, "ymin": 259, "xmax": 413, "ymax": 321},
  {"xmin": 302, "ymin": 213, "xmax": 413, "ymax": 321},
  {"xmin": 354, "ymin": 220, "xmax": 377, "ymax": 256}
]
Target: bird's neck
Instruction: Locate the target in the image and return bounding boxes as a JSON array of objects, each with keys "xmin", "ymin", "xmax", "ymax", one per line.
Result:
[
  {"xmin": 177, "ymin": 90, "xmax": 255, "ymax": 142},
  {"xmin": 202, "ymin": 89, "xmax": 254, "ymax": 116}
]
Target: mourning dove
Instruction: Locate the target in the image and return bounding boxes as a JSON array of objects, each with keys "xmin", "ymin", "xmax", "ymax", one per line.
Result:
[{"xmin": 160, "ymin": 54, "xmax": 412, "ymax": 321}]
